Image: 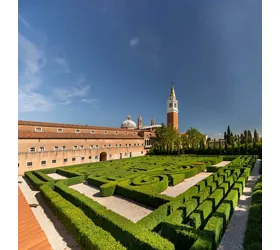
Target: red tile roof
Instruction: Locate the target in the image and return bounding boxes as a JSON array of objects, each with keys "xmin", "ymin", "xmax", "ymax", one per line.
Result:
[
  {"xmin": 18, "ymin": 131, "xmax": 143, "ymax": 140},
  {"xmin": 18, "ymin": 120, "xmax": 143, "ymax": 132},
  {"xmin": 18, "ymin": 186, "xmax": 52, "ymax": 250}
]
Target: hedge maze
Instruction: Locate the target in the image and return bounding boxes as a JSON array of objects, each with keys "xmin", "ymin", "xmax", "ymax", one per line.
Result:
[{"xmin": 25, "ymin": 155, "xmax": 257, "ymax": 250}]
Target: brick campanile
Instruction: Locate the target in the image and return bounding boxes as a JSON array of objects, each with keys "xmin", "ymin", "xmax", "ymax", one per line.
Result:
[{"xmin": 167, "ymin": 82, "xmax": 179, "ymax": 130}]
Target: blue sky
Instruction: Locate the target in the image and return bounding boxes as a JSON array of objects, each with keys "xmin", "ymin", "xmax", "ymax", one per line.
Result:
[{"xmin": 18, "ymin": 0, "xmax": 262, "ymax": 138}]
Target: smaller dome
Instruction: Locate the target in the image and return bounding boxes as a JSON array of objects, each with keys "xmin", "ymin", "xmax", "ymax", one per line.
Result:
[{"xmin": 121, "ymin": 115, "xmax": 137, "ymax": 129}]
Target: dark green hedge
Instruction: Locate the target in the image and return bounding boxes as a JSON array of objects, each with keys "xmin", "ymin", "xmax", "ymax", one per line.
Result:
[
  {"xmin": 24, "ymin": 171, "xmax": 46, "ymax": 190},
  {"xmin": 56, "ymin": 175, "xmax": 85, "ymax": 186},
  {"xmin": 243, "ymin": 176, "xmax": 262, "ymax": 250},
  {"xmin": 54, "ymin": 182, "xmax": 175, "ymax": 250},
  {"xmin": 33, "ymin": 170, "xmax": 55, "ymax": 183},
  {"xmin": 40, "ymin": 183, "xmax": 126, "ymax": 250},
  {"xmin": 189, "ymin": 170, "xmax": 240, "ymax": 229}
]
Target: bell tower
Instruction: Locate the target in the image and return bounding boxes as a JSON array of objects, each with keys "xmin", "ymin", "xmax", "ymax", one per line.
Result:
[
  {"xmin": 167, "ymin": 82, "xmax": 179, "ymax": 130},
  {"xmin": 137, "ymin": 115, "xmax": 143, "ymax": 129}
]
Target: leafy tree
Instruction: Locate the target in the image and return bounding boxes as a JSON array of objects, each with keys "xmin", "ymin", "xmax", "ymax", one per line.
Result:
[
  {"xmin": 185, "ymin": 127, "xmax": 204, "ymax": 149},
  {"xmin": 248, "ymin": 130, "xmax": 253, "ymax": 143},
  {"xmin": 237, "ymin": 136, "xmax": 241, "ymax": 154},
  {"xmin": 218, "ymin": 139, "xmax": 222, "ymax": 155},
  {"xmin": 240, "ymin": 133, "xmax": 244, "ymax": 144},
  {"xmin": 227, "ymin": 125, "xmax": 231, "ymax": 144},
  {"xmin": 253, "ymin": 129, "xmax": 259, "ymax": 143},
  {"xmin": 213, "ymin": 138, "xmax": 216, "ymax": 150}
]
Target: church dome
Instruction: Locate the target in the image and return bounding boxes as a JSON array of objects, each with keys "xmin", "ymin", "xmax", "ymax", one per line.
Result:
[{"xmin": 121, "ymin": 115, "xmax": 137, "ymax": 129}]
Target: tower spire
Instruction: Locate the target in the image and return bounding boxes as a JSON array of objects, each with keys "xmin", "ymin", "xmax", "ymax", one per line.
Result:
[{"xmin": 170, "ymin": 82, "xmax": 176, "ymax": 98}]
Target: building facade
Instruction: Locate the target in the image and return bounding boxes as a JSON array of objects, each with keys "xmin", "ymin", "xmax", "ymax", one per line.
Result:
[{"xmin": 18, "ymin": 83, "xmax": 179, "ymax": 175}]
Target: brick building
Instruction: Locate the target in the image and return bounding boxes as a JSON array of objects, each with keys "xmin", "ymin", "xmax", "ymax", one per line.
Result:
[{"xmin": 18, "ymin": 83, "xmax": 179, "ymax": 175}]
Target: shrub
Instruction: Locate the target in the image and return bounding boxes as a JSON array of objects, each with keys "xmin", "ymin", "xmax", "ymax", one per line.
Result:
[
  {"xmin": 33, "ymin": 170, "xmax": 55, "ymax": 183},
  {"xmin": 40, "ymin": 183, "xmax": 126, "ymax": 250},
  {"xmin": 206, "ymin": 166, "xmax": 218, "ymax": 172},
  {"xmin": 243, "ymin": 176, "xmax": 262, "ymax": 250},
  {"xmin": 24, "ymin": 171, "xmax": 46, "ymax": 190},
  {"xmin": 189, "ymin": 171, "xmax": 240, "ymax": 229},
  {"xmin": 100, "ymin": 182, "xmax": 117, "ymax": 197},
  {"xmin": 54, "ymin": 182, "xmax": 175, "ymax": 250},
  {"xmin": 56, "ymin": 169, "xmax": 79, "ymax": 178},
  {"xmin": 161, "ymin": 222, "xmax": 198, "ymax": 250},
  {"xmin": 169, "ymin": 173, "xmax": 185, "ymax": 186},
  {"xmin": 56, "ymin": 175, "xmax": 85, "ymax": 186}
]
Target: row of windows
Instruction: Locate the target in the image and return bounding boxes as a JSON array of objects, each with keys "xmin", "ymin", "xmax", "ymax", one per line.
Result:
[
  {"xmin": 144, "ymin": 139, "xmax": 152, "ymax": 146},
  {"xmin": 29, "ymin": 143, "xmax": 144, "ymax": 152},
  {"xmin": 25, "ymin": 151, "xmax": 144, "ymax": 167},
  {"xmin": 34, "ymin": 127, "xmax": 137, "ymax": 135}
]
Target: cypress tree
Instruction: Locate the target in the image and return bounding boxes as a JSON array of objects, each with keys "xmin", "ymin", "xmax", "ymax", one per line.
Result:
[
  {"xmin": 240, "ymin": 133, "xmax": 244, "ymax": 144},
  {"xmin": 253, "ymin": 129, "xmax": 259, "ymax": 143},
  {"xmin": 248, "ymin": 130, "xmax": 253, "ymax": 143},
  {"xmin": 237, "ymin": 136, "xmax": 241, "ymax": 154},
  {"xmin": 227, "ymin": 126, "xmax": 231, "ymax": 144},
  {"xmin": 219, "ymin": 139, "xmax": 222, "ymax": 155}
]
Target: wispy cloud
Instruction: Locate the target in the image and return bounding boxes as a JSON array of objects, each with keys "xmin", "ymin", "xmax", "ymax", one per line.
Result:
[
  {"xmin": 53, "ymin": 77, "xmax": 91, "ymax": 105},
  {"xmin": 54, "ymin": 57, "xmax": 71, "ymax": 73},
  {"xmin": 81, "ymin": 98, "xmax": 98, "ymax": 103},
  {"xmin": 18, "ymin": 31, "xmax": 97, "ymax": 112},
  {"xmin": 19, "ymin": 14, "xmax": 31, "ymax": 29},
  {"xmin": 129, "ymin": 37, "xmax": 139, "ymax": 47},
  {"xmin": 18, "ymin": 33, "xmax": 51, "ymax": 112}
]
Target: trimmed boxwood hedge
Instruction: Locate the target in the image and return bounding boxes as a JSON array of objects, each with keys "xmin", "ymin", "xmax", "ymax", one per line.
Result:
[
  {"xmin": 25, "ymin": 171, "xmax": 46, "ymax": 190},
  {"xmin": 189, "ymin": 170, "xmax": 240, "ymax": 229},
  {"xmin": 33, "ymin": 170, "xmax": 55, "ymax": 183},
  {"xmin": 243, "ymin": 176, "xmax": 262, "ymax": 250},
  {"xmin": 54, "ymin": 182, "xmax": 175, "ymax": 250},
  {"xmin": 40, "ymin": 183, "xmax": 126, "ymax": 250}
]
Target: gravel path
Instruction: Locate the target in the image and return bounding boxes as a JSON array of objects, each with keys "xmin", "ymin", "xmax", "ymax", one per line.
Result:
[
  {"xmin": 160, "ymin": 172, "xmax": 213, "ymax": 197},
  {"xmin": 218, "ymin": 159, "xmax": 261, "ymax": 250},
  {"xmin": 214, "ymin": 161, "xmax": 231, "ymax": 167},
  {"xmin": 47, "ymin": 173, "xmax": 67, "ymax": 180},
  {"xmin": 18, "ymin": 176, "xmax": 81, "ymax": 250},
  {"xmin": 71, "ymin": 182, "xmax": 154, "ymax": 223}
]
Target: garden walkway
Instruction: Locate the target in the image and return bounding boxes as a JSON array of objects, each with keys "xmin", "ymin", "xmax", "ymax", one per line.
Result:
[
  {"xmin": 160, "ymin": 172, "xmax": 213, "ymax": 197},
  {"xmin": 71, "ymin": 182, "xmax": 154, "ymax": 222},
  {"xmin": 18, "ymin": 176, "xmax": 81, "ymax": 250},
  {"xmin": 214, "ymin": 161, "xmax": 231, "ymax": 167},
  {"xmin": 218, "ymin": 159, "xmax": 261, "ymax": 250}
]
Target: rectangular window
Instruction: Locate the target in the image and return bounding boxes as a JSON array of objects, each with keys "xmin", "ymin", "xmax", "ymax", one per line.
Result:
[
  {"xmin": 119, "ymin": 144, "xmax": 122, "ymax": 147},
  {"xmin": 35, "ymin": 127, "xmax": 42, "ymax": 132},
  {"xmin": 72, "ymin": 157, "xmax": 76, "ymax": 162},
  {"xmin": 52, "ymin": 159, "xmax": 56, "ymax": 164},
  {"xmin": 104, "ymin": 145, "xmax": 107, "ymax": 148},
  {"xmin": 104, "ymin": 130, "xmax": 108, "ymax": 134},
  {"xmin": 80, "ymin": 145, "xmax": 84, "ymax": 149},
  {"xmin": 169, "ymin": 103, "xmax": 172, "ymax": 108},
  {"xmin": 75, "ymin": 129, "xmax": 81, "ymax": 133},
  {"xmin": 125, "ymin": 132, "xmax": 128, "ymax": 135},
  {"xmin": 26, "ymin": 162, "xmax": 32, "ymax": 167},
  {"xmin": 73, "ymin": 146, "xmax": 78, "ymax": 150},
  {"xmin": 125, "ymin": 144, "xmax": 128, "ymax": 147},
  {"xmin": 90, "ymin": 145, "xmax": 94, "ymax": 149},
  {"xmin": 89, "ymin": 156, "xmax": 92, "ymax": 160},
  {"xmin": 41, "ymin": 160, "xmax": 46, "ymax": 166},
  {"xmin": 95, "ymin": 155, "xmax": 98, "ymax": 160},
  {"xmin": 125, "ymin": 153, "xmax": 127, "ymax": 156},
  {"xmin": 63, "ymin": 158, "xmax": 67, "ymax": 163},
  {"xmin": 129, "ymin": 144, "xmax": 131, "ymax": 147},
  {"xmin": 115, "ymin": 144, "xmax": 118, "ymax": 147},
  {"xmin": 142, "ymin": 143, "xmax": 144, "ymax": 146},
  {"xmin": 81, "ymin": 157, "xmax": 85, "ymax": 161},
  {"xmin": 62, "ymin": 146, "xmax": 67, "ymax": 150},
  {"xmin": 120, "ymin": 153, "xmax": 122, "ymax": 159},
  {"xmin": 29, "ymin": 147, "xmax": 36, "ymax": 152},
  {"xmin": 39, "ymin": 147, "xmax": 45, "ymax": 152},
  {"xmin": 57, "ymin": 128, "xmax": 63, "ymax": 133},
  {"xmin": 108, "ymin": 144, "xmax": 111, "ymax": 148},
  {"xmin": 134, "ymin": 144, "xmax": 136, "ymax": 146},
  {"xmin": 96, "ymin": 145, "xmax": 99, "ymax": 149},
  {"xmin": 141, "ymin": 151, "xmax": 143, "ymax": 154},
  {"xmin": 90, "ymin": 130, "xmax": 95, "ymax": 134},
  {"xmin": 109, "ymin": 154, "xmax": 112, "ymax": 158},
  {"xmin": 54, "ymin": 146, "xmax": 59, "ymax": 151}
]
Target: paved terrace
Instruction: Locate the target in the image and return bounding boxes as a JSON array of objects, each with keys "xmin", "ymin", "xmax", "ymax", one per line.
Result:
[{"xmin": 18, "ymin": 186, "xmax": 51, "ymax": 250}]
